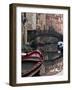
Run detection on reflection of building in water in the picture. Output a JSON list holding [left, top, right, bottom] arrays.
[[45, 58, 63, 76], [21, 13, 63, 44]]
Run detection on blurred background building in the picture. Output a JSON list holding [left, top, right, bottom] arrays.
[[21, 13, 63, 44]]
